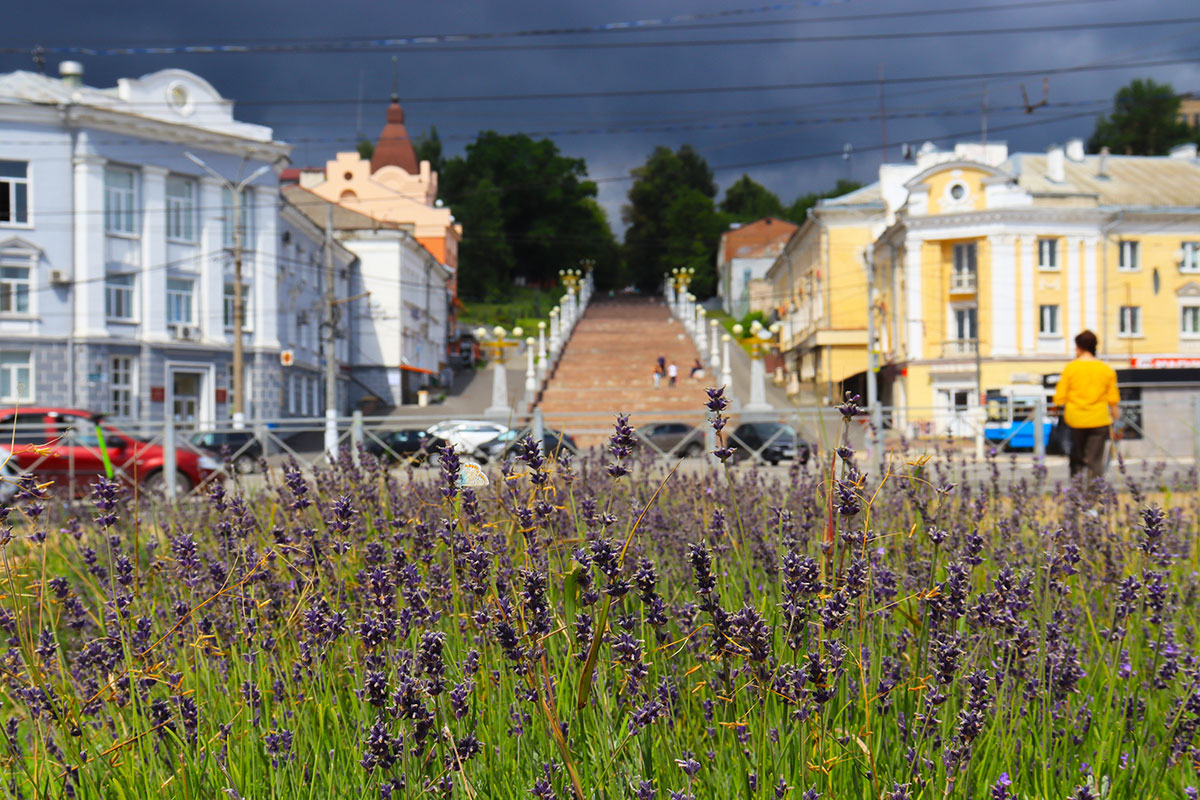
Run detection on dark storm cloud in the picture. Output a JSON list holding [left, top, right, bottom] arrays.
[[3, 0, 1199, 227]]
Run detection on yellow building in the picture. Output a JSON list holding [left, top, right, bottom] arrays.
[[766, 186, 883, 402], [769, 138, 1200, 429]]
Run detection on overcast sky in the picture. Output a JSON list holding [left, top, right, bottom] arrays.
[[3, 0, 1199, 230]]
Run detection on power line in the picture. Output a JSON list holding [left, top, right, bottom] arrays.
[[63, 53, 1195, 109], [2, 0, 1113, 55], [0, 99, 1111, 152]]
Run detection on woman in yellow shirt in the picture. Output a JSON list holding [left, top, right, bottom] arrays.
[[1052, 330, 1120, 482]]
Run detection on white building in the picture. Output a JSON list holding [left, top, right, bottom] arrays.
[[0, 62, 288, 426], [281, 184, 452, 409]]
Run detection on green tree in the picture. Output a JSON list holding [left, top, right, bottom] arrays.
[[720, 174, 784, 222], [415, 126, 443, 174], [356, 139, 374, 161], [1087, 78, 1197, 155], [623, 145, 721, 293], [440, 132, 620, 297], [783, 179, 863, 225]]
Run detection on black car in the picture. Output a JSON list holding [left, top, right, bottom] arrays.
[[728, 422, 810, 465], [365, 429, 445, 465], [189, 430, 263, 474], [478, 428, 578, 463]]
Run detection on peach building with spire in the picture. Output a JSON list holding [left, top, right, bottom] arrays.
[[298, 97, 461, 280]]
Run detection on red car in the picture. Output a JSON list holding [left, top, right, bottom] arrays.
[[0, 408, 221, 496]]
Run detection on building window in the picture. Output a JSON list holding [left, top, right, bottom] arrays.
[[105, 273, 135, 320], [223, 283, 251, 331], [288, 374, 298, 414], [1037, 238, 1058, 270], [0, 351, 32, 402], [104, 167, 138, 235], [166, 278, 194, 325], [1182, 305, 1200, 337], [1039, 304, 1060, 336], [110, 356, 135, 418], [1118, 240, 1139, 271], [953, 306, 977, 341], [0, 265, 30, 314], [1181, 242, 1200, 273], [1119, 305, 1141, 336], [0, 161, 29, 225], [221, 187, 253, 250], [166, 176, 196, 241], [951, 243, 977, 290]]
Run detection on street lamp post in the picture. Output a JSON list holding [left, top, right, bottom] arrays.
[[732, 320, 782, 412], [477, 325, 522, 417], [184, 153, 270, 430], [670, 267, 694, 319]]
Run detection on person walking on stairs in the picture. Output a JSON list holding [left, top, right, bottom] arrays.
[[652, 363, 662, 388], [667, 361, 678, 387]]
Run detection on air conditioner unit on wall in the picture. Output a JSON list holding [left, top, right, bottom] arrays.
[[170, 324, 197, 341], [49, 269, 71, 286]]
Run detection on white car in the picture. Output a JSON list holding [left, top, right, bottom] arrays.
[[0, 445, 20, 504], [426, 420, 510, 460]]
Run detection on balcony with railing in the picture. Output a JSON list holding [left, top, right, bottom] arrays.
[[941, 338, 978, 357], [949, 270, 977, 294]]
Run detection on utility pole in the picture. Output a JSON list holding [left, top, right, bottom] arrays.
[[864, 252, 883, 474], [184, 153, 269, 430], [324, 204, 339, 458]]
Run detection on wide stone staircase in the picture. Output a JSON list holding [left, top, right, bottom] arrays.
[[537, 297, 708, 443]]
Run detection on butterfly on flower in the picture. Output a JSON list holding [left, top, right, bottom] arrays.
[[458, 462, 489, 488]]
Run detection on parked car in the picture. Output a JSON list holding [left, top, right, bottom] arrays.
[[0, 408, 221, 495], [477, 428, 578, 463], [364, 429, 446, 465], [728, 421, 810, 465], [427, 420, 510, 460], [189, 430, 263, 474], [0, 445, 20, 504], [638, 422, 704, 457]]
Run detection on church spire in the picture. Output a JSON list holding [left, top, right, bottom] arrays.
[[370, 57, 419, 175]]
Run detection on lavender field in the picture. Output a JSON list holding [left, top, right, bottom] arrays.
[[1, 392, 1198, 799]]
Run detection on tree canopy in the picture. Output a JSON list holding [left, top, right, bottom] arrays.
[[1087, 78, 1198, 155], [439, 132, 620, 299], [415, 127, 443, 174], [623, 145, 721, 294], [720, 174, 785, 222]]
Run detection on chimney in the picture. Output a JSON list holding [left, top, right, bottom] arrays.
[[58, 61, 83, 89], [1046, 144, 1065, 182], [1169, 142, 1198, 160], [1098, 146, 1110, 178], [1065, 138, 1085, 162]]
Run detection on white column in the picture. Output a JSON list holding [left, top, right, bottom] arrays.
[[486, 356, 509, 416], [1020, 235, 1035, 353], [524, 338, 536, 396], [745, 355, 769, 411], [1066, 235, 1082, 353], [1083, 236, 1098, 332], [720, 335, 733, 389], [250, 185, 279, 350], [904, 242, 923, 360], [988, 234, 1017, 356], [549, 311, 560, 356], [199, 175, 225, 344], [709, 319, 720, 370], [536, 322, 546, 380], [73, 149, 106, 337], [140, 165, 168, 342]]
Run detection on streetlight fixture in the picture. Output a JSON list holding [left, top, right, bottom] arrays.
[[731, 320, 782, 412], [184, 152, 270, 430], [476, 326, 522, 417]]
